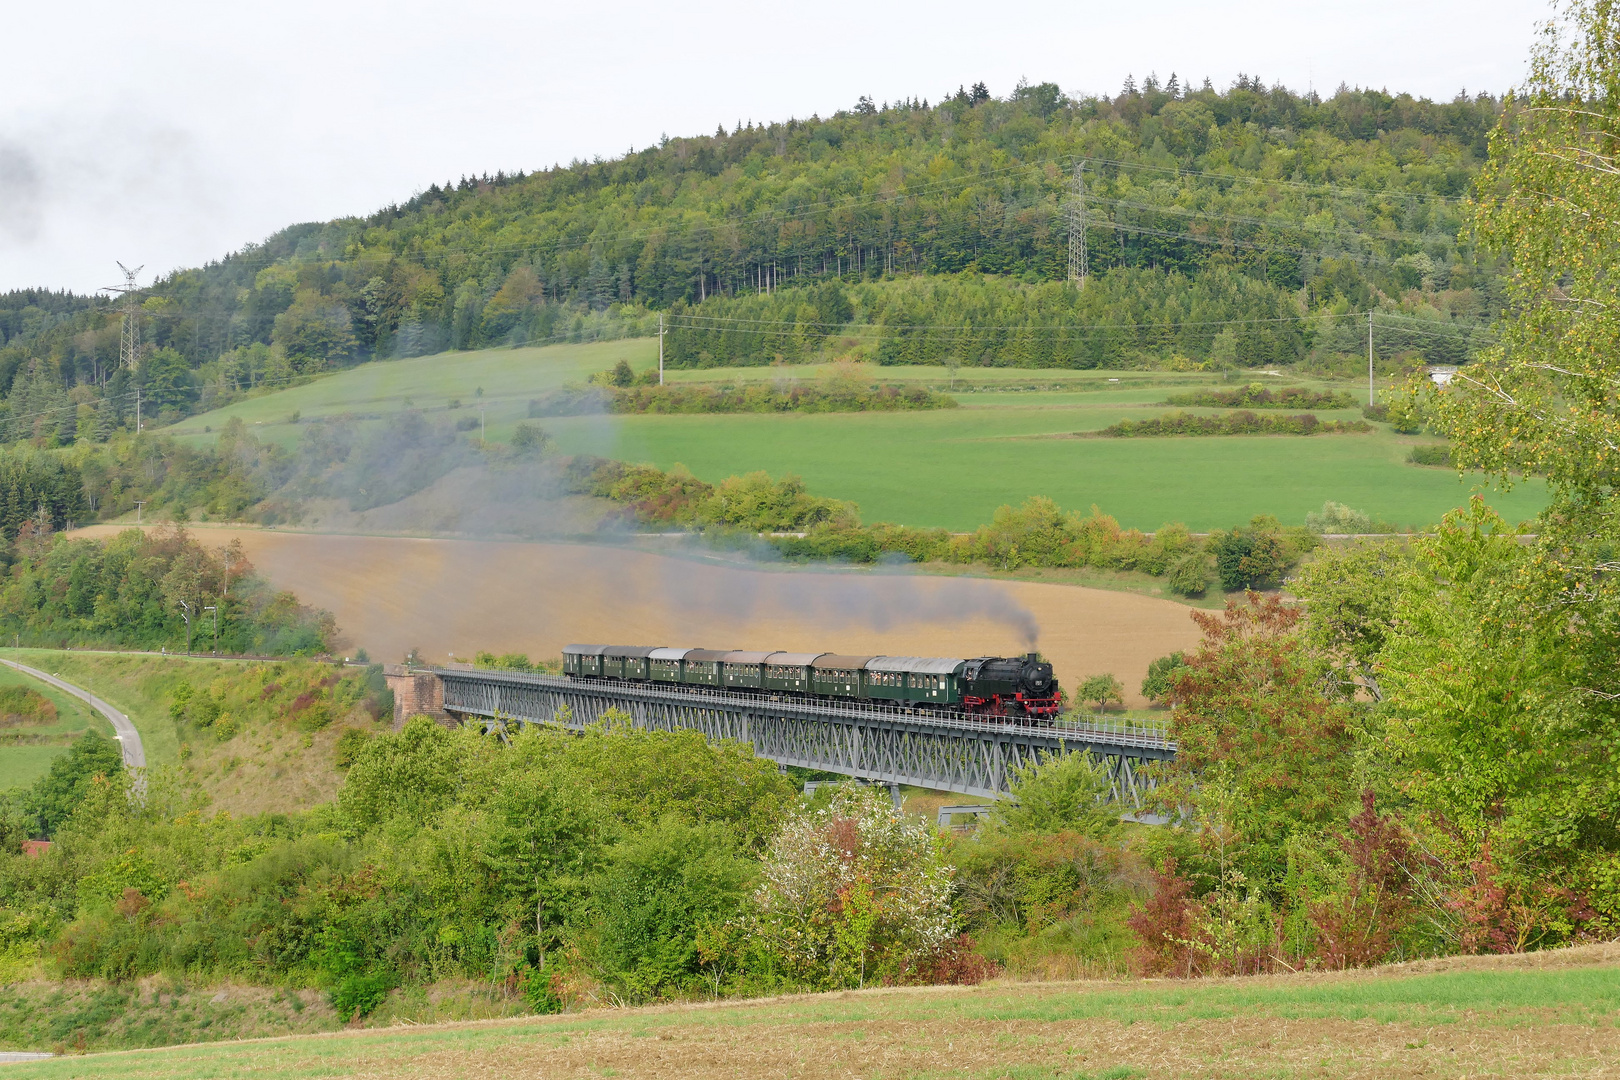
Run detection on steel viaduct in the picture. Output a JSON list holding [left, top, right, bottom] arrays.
[[390, 666, 1175, 807]]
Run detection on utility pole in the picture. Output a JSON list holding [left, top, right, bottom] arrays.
[[135, 388, 142, 433], [101, 262, 144, 378], [178, 600, 193, 656], [134, 501, 145, 524], [1068, 161, 1088, 288], [1368, 311, 1375, 406], [658, 313, 665, 386], [203, 605, 217, 654]]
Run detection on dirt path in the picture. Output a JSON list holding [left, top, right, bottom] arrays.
[[71, 527, 1204, 708]]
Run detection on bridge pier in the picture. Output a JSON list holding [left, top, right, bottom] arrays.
[[383, 666, 452, 729]]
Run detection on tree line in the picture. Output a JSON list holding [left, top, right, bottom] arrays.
[[0, 77, 1504, 436]]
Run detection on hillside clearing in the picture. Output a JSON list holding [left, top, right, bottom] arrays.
[[7, 945, 1619, 1079], [162, 342, 1542, 531]]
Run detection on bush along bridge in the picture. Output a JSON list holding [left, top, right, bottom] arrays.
[[386, 665, 1175, 808]]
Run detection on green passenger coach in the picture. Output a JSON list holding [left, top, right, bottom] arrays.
[[559, 643, 1062, 721]]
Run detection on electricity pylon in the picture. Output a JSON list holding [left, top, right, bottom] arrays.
[[1067, 162, 1087, 288], [102, 262, 144, 376]]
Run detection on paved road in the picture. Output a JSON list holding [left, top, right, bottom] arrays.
[[0, 1053, 52, 1064], [0, 657, 145, 770]]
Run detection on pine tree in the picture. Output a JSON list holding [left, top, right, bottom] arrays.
[[92, 400, 116, 442], [55, 406, 76, 446]]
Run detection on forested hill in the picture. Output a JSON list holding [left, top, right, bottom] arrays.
[[1, 78, 1502, 431]]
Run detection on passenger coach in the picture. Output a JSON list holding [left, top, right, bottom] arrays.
[[562, 644, 1061, 720]]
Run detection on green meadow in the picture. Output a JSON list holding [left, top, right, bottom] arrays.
[[168, 341, 1545, 532], [0, 664, 117, 791]]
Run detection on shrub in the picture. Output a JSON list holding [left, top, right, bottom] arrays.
[[748, 786, 956, 989], [333, 729, 371, 769], [1380, 393, 1423, 434], [992, 752, 1120, 839], [1167, 553, 1211, 597], [1126, 859, 1203, 976], [586, 818, 755, 1001], [1408, 444, 1452, 466], [21, 731, 125, 837], [1304, 501, 1375, 534], [510, 422, 552, 455], [1164, 385, 1356, 410], [1097, 411, 1371, 437], [1140, 652, 1188, 703], [540, 381, 955, 416], [0, 685, 56, 725], [1208, 516, 1302, 590], [330, 971, 397, 1021]]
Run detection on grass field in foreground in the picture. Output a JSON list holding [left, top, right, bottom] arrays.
[[8, 950, 1618, 1079], [0, 665, 115, 790], [166, 341, 1546, 531]]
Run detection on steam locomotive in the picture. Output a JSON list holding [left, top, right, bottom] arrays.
[[562, 645, 1063, 720]]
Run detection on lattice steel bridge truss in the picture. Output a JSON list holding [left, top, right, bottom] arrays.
[[436, 670, 1175, 807]]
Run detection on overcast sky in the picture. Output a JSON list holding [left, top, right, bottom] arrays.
[[1, 0, 1551, 295]]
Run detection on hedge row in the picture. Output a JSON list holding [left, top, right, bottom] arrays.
[[1097, 410, 1373, 437], [530, 382, 954, 417], [1163, 385, 1357, 410]]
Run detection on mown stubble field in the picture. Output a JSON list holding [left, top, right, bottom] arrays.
[[9, 946, 1620, 1079]]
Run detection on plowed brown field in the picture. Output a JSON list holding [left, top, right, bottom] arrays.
[[71, 526, 1203, 707]]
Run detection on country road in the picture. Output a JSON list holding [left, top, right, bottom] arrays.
[[0, 657, 145, 770]]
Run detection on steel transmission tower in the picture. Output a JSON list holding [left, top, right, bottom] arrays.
[[1067, 162, 1087, 287], [103, 262, 144, 376]]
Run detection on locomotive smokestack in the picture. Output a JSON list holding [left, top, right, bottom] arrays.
[[1026, 652, 1038, 662]]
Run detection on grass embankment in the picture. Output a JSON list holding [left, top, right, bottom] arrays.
[[164, 341, 1531, 532], [0, 650, 376, 815], [0, 667, 116, 790], [6, 947, 1618, 1078]]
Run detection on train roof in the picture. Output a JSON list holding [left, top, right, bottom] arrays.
[[812, 654, 875, 669], [601, 645, 660, 659], [648, 647, 700, 661], [683, 649, 735, 663], [762, 652, 827, 667], [562, 644, 609, 656], [719, 651, 776, 664], [865, 656, 966, 675]]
